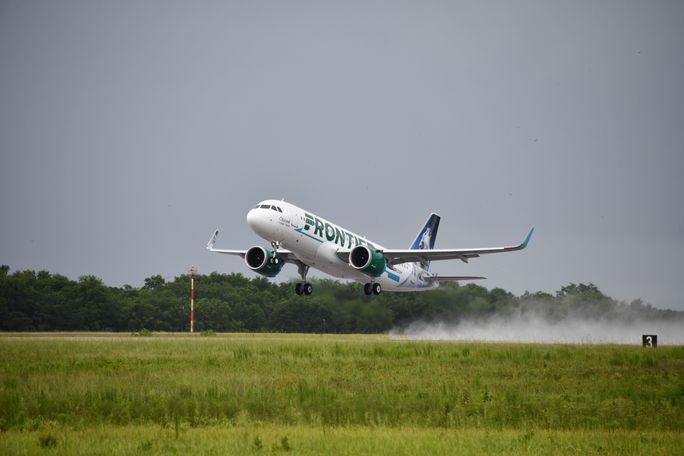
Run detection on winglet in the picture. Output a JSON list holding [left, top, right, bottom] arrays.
[[207, 228, 219, 250], [522, 227, 534, 248]]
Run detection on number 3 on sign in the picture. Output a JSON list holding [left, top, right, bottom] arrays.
[[642, 335, 657, 347]]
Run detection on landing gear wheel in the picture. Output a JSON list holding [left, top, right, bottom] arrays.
[[372, 283, 382, 295], [364, 283, 372, 295], [295, 263, 311, 296], [270, 242, 281, 265]]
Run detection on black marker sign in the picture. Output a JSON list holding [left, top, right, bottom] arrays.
[[642, 335, 657, 347]]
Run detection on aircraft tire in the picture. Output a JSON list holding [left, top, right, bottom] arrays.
[[372, 283, 382, 295], [304, 283, 313, 295], [364, 283, 372, 295], [295, 283, 303, 295]]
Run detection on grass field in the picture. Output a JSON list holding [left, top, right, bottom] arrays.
[[1, 333, 682, 455]]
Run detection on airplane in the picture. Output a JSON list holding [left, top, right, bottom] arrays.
[[207, 199, 533, 296]]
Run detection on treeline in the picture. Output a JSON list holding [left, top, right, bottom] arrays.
[[0, 265, 681, 333]]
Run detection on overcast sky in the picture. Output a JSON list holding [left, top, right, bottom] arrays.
[[1, 1, 683, 309]]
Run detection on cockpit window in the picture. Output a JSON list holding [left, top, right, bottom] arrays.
[[256, 204, 282, 212]]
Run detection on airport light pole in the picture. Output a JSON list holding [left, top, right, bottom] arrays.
[[190, 264, 196, 333]]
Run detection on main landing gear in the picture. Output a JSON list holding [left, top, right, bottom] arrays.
[[295, 263, 312, 295], [295, 282, 312, 295], [364, 282, 382, 296]]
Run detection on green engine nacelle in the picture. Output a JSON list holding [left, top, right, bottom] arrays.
[[245, 246, 284, 277], [349, 244, 386, 277]]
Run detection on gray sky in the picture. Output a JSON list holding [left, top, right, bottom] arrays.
[[1, 1, 683, 309]]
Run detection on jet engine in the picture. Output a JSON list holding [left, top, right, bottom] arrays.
[[349, 244, 386, 277], [245, 246, 284, 277]]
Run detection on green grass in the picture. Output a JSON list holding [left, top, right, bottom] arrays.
[[0, 333, 682, 454], [0, 425, 682, 455]]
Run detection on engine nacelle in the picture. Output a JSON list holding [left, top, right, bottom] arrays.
[[349, 244, 386, 277], [245, 246, 284, 277]]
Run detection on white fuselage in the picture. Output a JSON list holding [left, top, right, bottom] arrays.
[[246, 200, 436, 291]]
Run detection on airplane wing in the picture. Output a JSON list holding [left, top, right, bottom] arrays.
[[206, 229, 301, 264], [336, 228, 533, 266], [381, 228, 534, 266]]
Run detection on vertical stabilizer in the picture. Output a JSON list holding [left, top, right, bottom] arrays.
[[410, 213, 440, 269]]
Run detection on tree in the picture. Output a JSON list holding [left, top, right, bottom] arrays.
[[269, 299, 333, 333], [0, 265, 682, 333], [143, 275, 166, 291]]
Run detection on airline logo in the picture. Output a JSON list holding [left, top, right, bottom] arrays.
[[301, 213, 375, 249], [418, 228, 432, 250]]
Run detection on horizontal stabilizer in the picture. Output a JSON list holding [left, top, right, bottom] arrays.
[[424, 275, 486, 282]]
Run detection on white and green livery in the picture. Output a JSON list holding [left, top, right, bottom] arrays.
[[207, 199, 533, 295]]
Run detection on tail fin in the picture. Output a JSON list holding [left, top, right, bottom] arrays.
[[410, 213, 440, 269]]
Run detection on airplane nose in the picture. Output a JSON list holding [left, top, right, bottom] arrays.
[[246, 208, 259, 231], [247, 206, 282, 240]]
